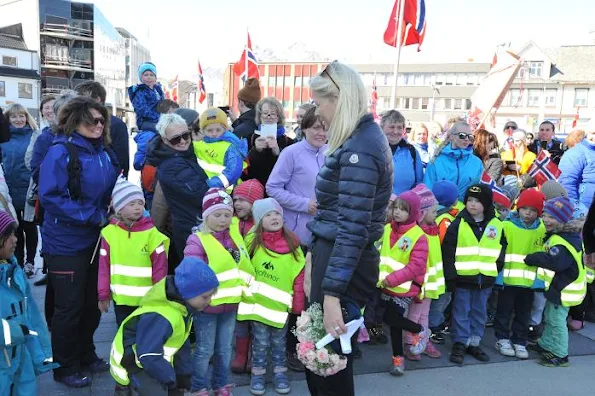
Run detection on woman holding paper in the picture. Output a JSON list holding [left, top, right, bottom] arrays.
[[500, 129, 536, 177], [305, 61, 393, 395], [243, 97, 294, 187]]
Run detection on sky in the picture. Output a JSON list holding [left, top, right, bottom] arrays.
[[92, 0, 595, 81]]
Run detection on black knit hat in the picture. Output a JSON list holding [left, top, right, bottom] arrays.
[[464, 183, 493, 211]]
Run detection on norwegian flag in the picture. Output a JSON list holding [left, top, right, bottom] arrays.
[[506, 136, 516, 158], [233, 32, 260, 83], [528, 151, 562, 186], [197, 60, 206, 104], [168, 75, 179, 103], [480, 171, 510, 204], [370, 75, 378, 121], [383, 0, 427, 51], [572, 106, 580, 128]]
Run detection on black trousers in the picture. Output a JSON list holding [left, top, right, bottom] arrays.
[[494, 286, 534, 346], [15, 210, 38, 265], [44, 260, 54, 329], [305, 338, 355, 396], [115, 304, 138, 327], [286, 313, 298, 355], [47, 247, 101, 377]]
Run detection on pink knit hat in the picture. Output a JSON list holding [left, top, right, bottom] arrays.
[[202, 188, 233, 218], [0, 210, 16, 236], [411, 184, 437, 211]]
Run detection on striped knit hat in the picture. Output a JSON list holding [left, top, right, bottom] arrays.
[[112, 178, 145, 214], [543, 196, 574, 224], [202, 188, 233, 218], [232, 179, 265, 204], [0, 210, 16, 236]]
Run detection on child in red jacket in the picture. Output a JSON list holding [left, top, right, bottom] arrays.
[[378, 191, 430, 376]]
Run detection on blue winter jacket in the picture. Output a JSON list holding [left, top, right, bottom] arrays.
[[391, 141, 423, 195], [495, 212, 546, 289], [559, 139, 595, 211], [0, 126, 33, 210], [30, 126, 55, 184], [133, 130, 158, 171], [127, 83, 165, 131], [424, 143, 484, 201], [110, 115, 130, 178], [204, 131, 248, 189], [0, 258, 57, 395], [39, 132, 119, 256]]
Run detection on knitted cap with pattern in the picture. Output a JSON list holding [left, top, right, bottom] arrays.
[[411, 184, 437, 211], [112, 178, 145, 214], [232, 179, 265, 204], [0, 210, 16, 236], [543, 196, 574, 224], [202, 188, 233, 218]]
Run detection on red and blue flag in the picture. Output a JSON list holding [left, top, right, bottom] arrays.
[[529, 151, 561, 186], [233, 32, 260, 83], [198, 60, 206, 104], [383, 0, 427, 51]]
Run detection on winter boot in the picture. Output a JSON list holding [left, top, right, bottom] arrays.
[[231, 336, 250, 374]]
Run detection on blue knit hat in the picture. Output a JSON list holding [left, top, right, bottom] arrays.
[[138, 62, 157, 82], [543, 196, 574, 224], [174, 257, 219, 300], [432, 180, 458, 208]]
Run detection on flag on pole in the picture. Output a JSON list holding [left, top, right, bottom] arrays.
[[163, 84, 171, 100], [383, 0, 427, 51], [169, 75, 179, 103], [480, 171, 511, 205], [197, 60, 206, 104], [370, 74, 378, 121], [572, 106, 580, 128], [528, 151, 562, 186], [233, 32, 260, 83], [490, 51, 498, 69]]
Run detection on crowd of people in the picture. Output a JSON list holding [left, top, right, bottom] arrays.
[[0, 58, 594, 396]]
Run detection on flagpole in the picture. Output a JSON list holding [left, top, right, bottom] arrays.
[[245, 27, 249, 86], [390, 0, 406, 109]]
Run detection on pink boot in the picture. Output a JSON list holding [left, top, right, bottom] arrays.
[[423, 341, 442, 358], [567, 318, 583, 331]]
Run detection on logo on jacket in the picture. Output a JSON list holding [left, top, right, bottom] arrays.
[[141, 244, 149, 255], [397, 237, 412, 252], [349, 154, 359, 164], [206, 149, 218, 158], [485, 226, 498, 240], [262, 261, 275, 271]]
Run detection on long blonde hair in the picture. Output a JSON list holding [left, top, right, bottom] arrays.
[[310, 61, 367, 154], [3, 103, 38, 130]]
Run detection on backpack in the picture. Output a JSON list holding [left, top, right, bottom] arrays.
[[407, 143, 418, 189], [141, 164, 158, 193]]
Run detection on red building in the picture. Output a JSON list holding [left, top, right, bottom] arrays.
[[223, 61, 328, 123]]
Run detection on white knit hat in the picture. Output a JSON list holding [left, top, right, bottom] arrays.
[[112, 177, 144, 214]]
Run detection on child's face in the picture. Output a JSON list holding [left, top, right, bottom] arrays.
[[0, 232, 17, 260], [233, 198, 252, 220], [141, 71, 156, 87], [542, 213, 560, 232], [392, 206, 409, 223], [519, 206, 539, 225], [495, 204, 510, 220], [119, 199, 144, 223], [206, 209, 233, 232], [422, 205, 438, 224], [203, 124, 226, 139], [186, 288, 217, 311], [466, 197, 484, 217], [261, 211, 283, 232]]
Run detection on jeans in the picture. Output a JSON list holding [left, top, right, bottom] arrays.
[[530, 292, 547, 326], [251, 321, 288, 375], [15, 210, 38, 264], [451, 287, 491, 346], [429, 292, 452, 329], [47, 247, 101, 376], [494, 286, 534, 345], [191, 310, 236, 391], [538, 302, 570, 358], [114, 304, 138, 327]]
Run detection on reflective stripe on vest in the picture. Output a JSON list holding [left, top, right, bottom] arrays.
[[197, 229, 254, 306], [454, 218, 503, 277], [378, 224, 425, 295], [110, 280, 191, 386], [501, 221, 545, 287], [237, 238, 305, 328], [587, 268, 595, 284], [101, 224, 170, 306], [422, 233, 445, 299]]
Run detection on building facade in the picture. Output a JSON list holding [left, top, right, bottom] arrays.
[[0, 28, 41, 117]]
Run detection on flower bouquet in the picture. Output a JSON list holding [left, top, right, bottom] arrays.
[[293, 303, 348, 377]]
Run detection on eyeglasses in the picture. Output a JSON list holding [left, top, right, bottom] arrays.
[[91, 117, 105, 126], [458, 132, 474, 141], [321, 61, 340, 92], [167, 131, 191, 145], [261, 112, 278, 119]]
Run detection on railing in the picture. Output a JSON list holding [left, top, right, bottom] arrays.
[[42, 56, 93, 70], [40, 22, 93, 39]]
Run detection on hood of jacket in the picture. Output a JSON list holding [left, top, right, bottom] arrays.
[[396, 190, 421, 225], [549, 219, 585, 251], [508, 212, 542, 230], [441, 142, 474, 160]]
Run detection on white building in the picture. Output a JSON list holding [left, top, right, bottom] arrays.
[[0, 30, 41, 118]]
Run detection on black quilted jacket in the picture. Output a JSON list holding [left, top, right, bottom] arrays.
[[307, 113, 393, 300]]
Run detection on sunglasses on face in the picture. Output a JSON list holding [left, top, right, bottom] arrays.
[[167, 131, 191, 145], [90, 117, 105, 126], [321, 61, 340, 92], [458, 132, 474, 141]]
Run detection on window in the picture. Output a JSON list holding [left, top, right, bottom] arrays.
[[411, 98, 420, 109], [402, 74, 412, 86], [435, 74, 445, 86], [2, 56, 17, 67], [302, 76, 310, 87], [454, 99, 462, 110], [414, 73, 424, 85], [526, 61, 543, 77], [456, 74, 467, 86], [284, 76, 292, 87], [434, 98, 444, 110], [574, 88, 589, 107], [464, 99, 472, 110], [421, 98, 429, 110], [545, 89, 557, 106], [467, 73, 479, 86], [445, 74, 456, 86], [268, 76, 276, 87], [402, 98, 410, 109], [444, 99, 452, 110], [509, 89, 522, 106], [18, 83, 33, 99], [0, 81, 5, 96], [294, 76, 302, 86], [527, 89, 541, 107]]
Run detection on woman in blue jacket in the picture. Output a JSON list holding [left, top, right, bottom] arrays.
[[1, 104, 38, 277], [424, 121, 484, 201], [559, 126, 595, 214], [39, 96, 119, 388]]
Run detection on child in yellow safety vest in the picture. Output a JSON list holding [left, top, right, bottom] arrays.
[[493, 189, 546, 360], [404, 184, 443, 361], [377, 191, 430, 376], [525, 196, 587, 367], [98, 178, 169, 327], [193, 107, 247, 191], [442, 184, 507, 366], [183, 188, 254, 394], [237, 198, 305, 395]]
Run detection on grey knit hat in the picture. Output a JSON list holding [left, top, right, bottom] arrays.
[[541, 180, 568, 201], [175, 108, 199, 127], [252, 198, 284, 226]]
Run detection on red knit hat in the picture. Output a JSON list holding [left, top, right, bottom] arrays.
[[517, 188, 545, 216], [493, 192, 511, 209], [232, 179, 265, 204]]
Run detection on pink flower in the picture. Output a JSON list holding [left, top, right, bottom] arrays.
[[305, 350, 316, 364], [296, 312, 312, 332], [298, 342, 314, 356], [324, 367, 335, 376], [329, 354, 340, 365], [316, 349, 330, 364], [297, 334, 307, 343]]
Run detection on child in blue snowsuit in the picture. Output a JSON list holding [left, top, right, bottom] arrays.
[[0, 210, 57, 394], [128, 62, 165, 171]]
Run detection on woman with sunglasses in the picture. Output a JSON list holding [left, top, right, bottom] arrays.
[[305, 61, 393, 396], [424, 121, 484, 201], [38, 96, 120, 388]]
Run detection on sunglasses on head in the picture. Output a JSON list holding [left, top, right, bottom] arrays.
[[167, 131, 191, 145], [458, 132, 474, 140], [90, 117, 105, 126], [321, 61, 340, 92]]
